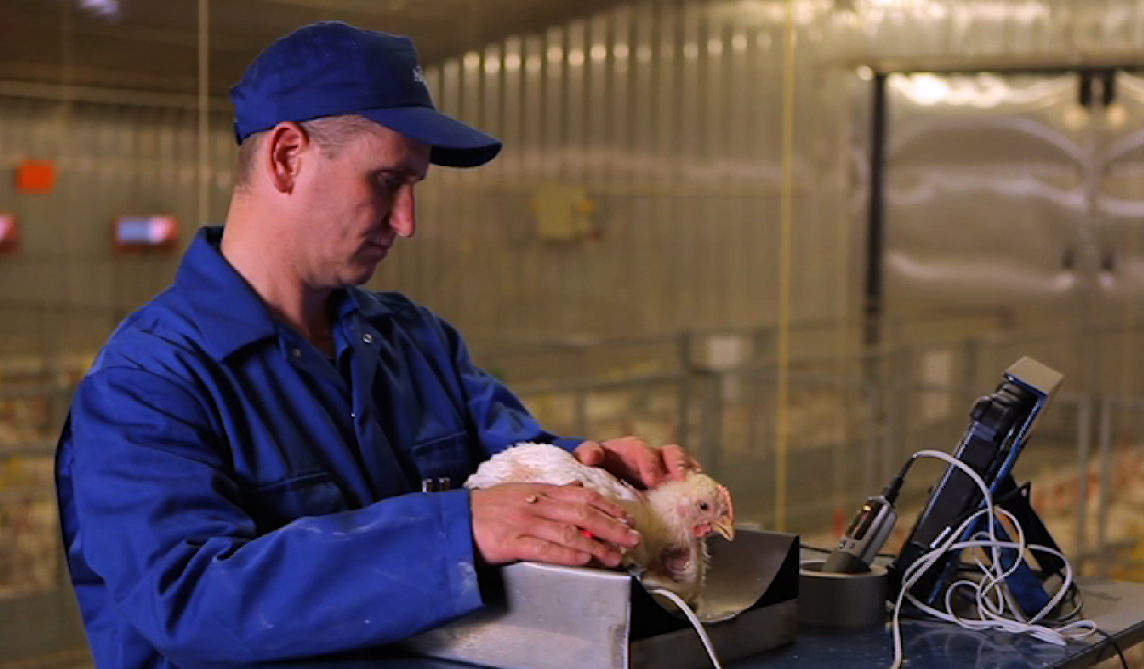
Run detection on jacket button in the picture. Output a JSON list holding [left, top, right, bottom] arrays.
[[291, 348, 302, 358], [362, 333, 374, 344]]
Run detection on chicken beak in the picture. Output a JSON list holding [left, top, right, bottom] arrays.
[[714, 484, 735, 540]]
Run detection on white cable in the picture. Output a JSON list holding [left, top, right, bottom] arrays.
[[649, 587, 723, 669], [888, 450, 1097, 669]]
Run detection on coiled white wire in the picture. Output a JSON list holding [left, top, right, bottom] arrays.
[[649, 588, 723, 669], [889, 450, 1097, 669]]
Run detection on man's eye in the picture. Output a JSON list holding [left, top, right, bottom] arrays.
[[698, 501, 709, 511], [374, 173, 406, 190]]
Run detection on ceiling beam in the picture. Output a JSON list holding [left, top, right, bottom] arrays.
[[0, 61, 203, 96], [0, 78, 233, 112], [1, 13, 255, 52], [228, 0, 469, 25], [0, 0, 633, 95]]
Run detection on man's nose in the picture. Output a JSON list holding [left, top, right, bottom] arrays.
[[390, 184, 416, 239]]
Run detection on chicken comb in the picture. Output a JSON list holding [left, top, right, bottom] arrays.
[[718, 484, 734, 529]]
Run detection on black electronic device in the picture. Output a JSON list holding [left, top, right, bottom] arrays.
[[888, 356, 1066, 618]]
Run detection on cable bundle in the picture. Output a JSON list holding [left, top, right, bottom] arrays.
[[889, 450, 1098, 669]]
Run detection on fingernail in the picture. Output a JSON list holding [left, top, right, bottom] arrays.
[[627, 529, 641, 545]]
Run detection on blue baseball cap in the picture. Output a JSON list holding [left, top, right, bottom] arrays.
[[230, 21, 501, 168]]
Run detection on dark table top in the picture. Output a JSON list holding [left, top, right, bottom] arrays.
[[247, 579, 1144, 669]]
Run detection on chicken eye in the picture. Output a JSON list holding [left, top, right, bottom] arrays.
[[698, 501, 709, 511]]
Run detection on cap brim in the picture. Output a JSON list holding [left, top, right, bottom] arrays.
[[360, 107, 501, 168]]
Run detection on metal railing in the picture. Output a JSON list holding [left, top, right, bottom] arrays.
[[3, 317, 1144, 661]]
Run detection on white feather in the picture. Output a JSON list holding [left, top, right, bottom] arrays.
[[465, 442, 642, 504]]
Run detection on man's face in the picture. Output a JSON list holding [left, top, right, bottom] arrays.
[[295, 124, 431, 287]]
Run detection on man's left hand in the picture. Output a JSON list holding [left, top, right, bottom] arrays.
[[574, 436, 701, 489]]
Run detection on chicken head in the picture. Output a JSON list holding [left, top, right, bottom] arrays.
[[674, 473, 735, 541]]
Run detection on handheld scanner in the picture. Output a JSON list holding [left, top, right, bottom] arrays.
[[823, 495, 898, 574]]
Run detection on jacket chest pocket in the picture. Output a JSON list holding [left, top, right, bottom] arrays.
[[409, 430, 477, 487], [245, 471, 348, 533]]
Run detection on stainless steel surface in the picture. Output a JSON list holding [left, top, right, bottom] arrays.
[[0, 0, 629, 95], [876, 69, 1144, 401], [406, 560, 634, 669], [0, 0, 851, 349], [388, 0, 841, 342], [837, 0, 1144, 64], [689, 526, 795, 623], [4, 5, 1144, 350], [1094, 72, 1144, 389], [631, 600, 797, 669], [798, 559, 888, 629], [882, 72, 1086, 317], [405, 529, 797, 669], [10, 1, 1144, 95]]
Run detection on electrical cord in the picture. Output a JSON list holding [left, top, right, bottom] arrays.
[[804, 469, 1041, 565], [800, 543, 898, 561], [889, 450, 1098, 669], [649, 587, 722, 669], [1032, 581, 1083, 626], [1093, 626, 1131, 669], [950, 565, 1083, 624]]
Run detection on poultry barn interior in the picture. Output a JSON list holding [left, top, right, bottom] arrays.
[[3, 0, 1144, 667]]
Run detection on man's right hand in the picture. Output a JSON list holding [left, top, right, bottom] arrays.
[[470, 483, 641, 568]]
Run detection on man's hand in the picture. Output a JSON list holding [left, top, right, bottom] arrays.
[[471, 482, 641, 567], [574, 436, 702, 489]]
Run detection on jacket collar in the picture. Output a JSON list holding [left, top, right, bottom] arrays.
[[176, 226, 279, 361], [176, 226, 391, 361]]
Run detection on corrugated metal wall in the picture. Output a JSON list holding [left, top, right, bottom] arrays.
[[379, 0, 852, 342], [4, 0, 1144, 358], [836, 0, 1144, 61], [1, 0, 854, 361], [0, 93, 235, 359]]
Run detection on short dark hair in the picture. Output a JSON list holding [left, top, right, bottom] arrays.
[[233, 114, 378, 191]]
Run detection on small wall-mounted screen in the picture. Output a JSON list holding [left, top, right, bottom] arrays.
[[114, 215, 178, 251], [0, 214, 19, 254]]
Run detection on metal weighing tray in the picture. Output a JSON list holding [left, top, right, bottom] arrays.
[[404, 529, 799, 669]]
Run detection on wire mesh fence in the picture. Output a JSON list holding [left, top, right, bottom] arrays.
[[2, 310, 1144, 662]]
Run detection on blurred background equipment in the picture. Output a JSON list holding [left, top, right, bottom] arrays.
[[4, 0, 1144, 665]]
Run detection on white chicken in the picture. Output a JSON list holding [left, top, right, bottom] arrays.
[[464, 442, 735, 607]]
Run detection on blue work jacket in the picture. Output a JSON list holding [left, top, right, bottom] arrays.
[[55, 226, 579, 668]]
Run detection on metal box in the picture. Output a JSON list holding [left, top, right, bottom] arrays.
[[405, 529, 799, 669]]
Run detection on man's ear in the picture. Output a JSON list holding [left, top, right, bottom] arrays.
[[264, 122, 310, 194]]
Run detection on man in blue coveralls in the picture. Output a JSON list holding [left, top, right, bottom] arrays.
[[54, 20, 703, 669]]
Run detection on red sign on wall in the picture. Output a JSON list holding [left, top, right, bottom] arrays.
[[17, 160, 56, 194]]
